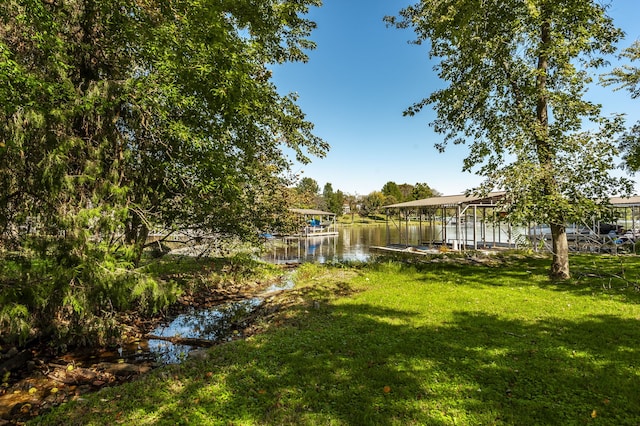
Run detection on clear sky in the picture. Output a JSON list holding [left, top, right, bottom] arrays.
[[271, 0, 640, 197]]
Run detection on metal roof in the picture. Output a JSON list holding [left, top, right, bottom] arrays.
[[290, 208, 336, 216], [383, 192, 507, 209], [384, 193, 640, 209], [609, 196, 640, 207]]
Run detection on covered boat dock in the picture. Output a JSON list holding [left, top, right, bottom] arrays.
[[289, 208, 338, 237], [381, 192, 640, 254], [608, 196, 640, 231], [382, 192, 511, 251]]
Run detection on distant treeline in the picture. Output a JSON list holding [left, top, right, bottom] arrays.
[[293, 178, 441, 217]]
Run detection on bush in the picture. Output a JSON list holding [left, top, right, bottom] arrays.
[[0, 238, 178, 347]]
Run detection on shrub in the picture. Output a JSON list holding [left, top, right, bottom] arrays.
[[0, 238, 177, 347]]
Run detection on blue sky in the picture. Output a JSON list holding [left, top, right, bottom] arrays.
[[272, 0, 640, 197]]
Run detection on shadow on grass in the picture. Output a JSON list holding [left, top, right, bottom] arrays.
[[48, 291, 640, 425]]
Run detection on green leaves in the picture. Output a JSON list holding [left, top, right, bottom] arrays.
[[0, 0, 326, 344], [602, 40, 640, 172], [1, 0, 327, 245], [388, 0, 634, 276], [603, 40, 640, 99]]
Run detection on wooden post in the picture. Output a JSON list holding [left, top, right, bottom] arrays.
[[386, 210, 391, 246], [419, 208, 423, 247], [473, 206, 478, 250], [405, 209, 409, 246], [442, 206, 447, 245], [456, 205, 461, 250]]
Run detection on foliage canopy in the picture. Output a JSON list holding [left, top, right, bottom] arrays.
[[0, 0, 326, 344], [603, 40, 640, 172], [386, 0, 634, 278]]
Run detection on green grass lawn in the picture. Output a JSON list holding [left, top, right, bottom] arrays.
[[336, 214, 387, 225], [34, 254, 640, 425]]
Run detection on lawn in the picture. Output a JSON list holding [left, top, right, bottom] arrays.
[[34, 253, 640, 425]]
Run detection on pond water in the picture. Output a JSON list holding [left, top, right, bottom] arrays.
[[261, 223, 524, 264]]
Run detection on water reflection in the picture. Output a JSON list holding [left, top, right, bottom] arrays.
[[148, 276, 295, 363], [262, 223, 524, 264], [148, 298, 262, 363], [262, 225, 388, 264]]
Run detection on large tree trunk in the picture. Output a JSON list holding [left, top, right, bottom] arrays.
[[550, 223, 570, 279], [536, 13, 571, 280]]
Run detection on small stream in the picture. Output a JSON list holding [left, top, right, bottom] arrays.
[[0, 275, 296, 422], [146, 275, 295, 364]]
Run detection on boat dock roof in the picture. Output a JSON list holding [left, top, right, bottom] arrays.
[[383, 192, 507, 209], [384, 192, 640, 209]]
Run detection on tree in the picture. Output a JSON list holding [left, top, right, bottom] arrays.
[[602, 40, 640, 171], [361, 191, 386, 218], [0, 0, 326, 344], [386, 0, 633, 279], [381, 181, 403, 204], [321, 182, 334, 211], [344, 193, 360, 222], [296, 177, 321, 196], [295, 177, 321, 208], [321, 183, 344, 215], [411, 182, 439, 200], [333, 189, 346, 216], [398, 183, 414, 201]]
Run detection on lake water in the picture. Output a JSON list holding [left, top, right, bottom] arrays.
[[261, 222, 525, 264]]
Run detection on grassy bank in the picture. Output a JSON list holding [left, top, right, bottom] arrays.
[[336, 214, 387, 225], [34, 253, 640, 425]]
